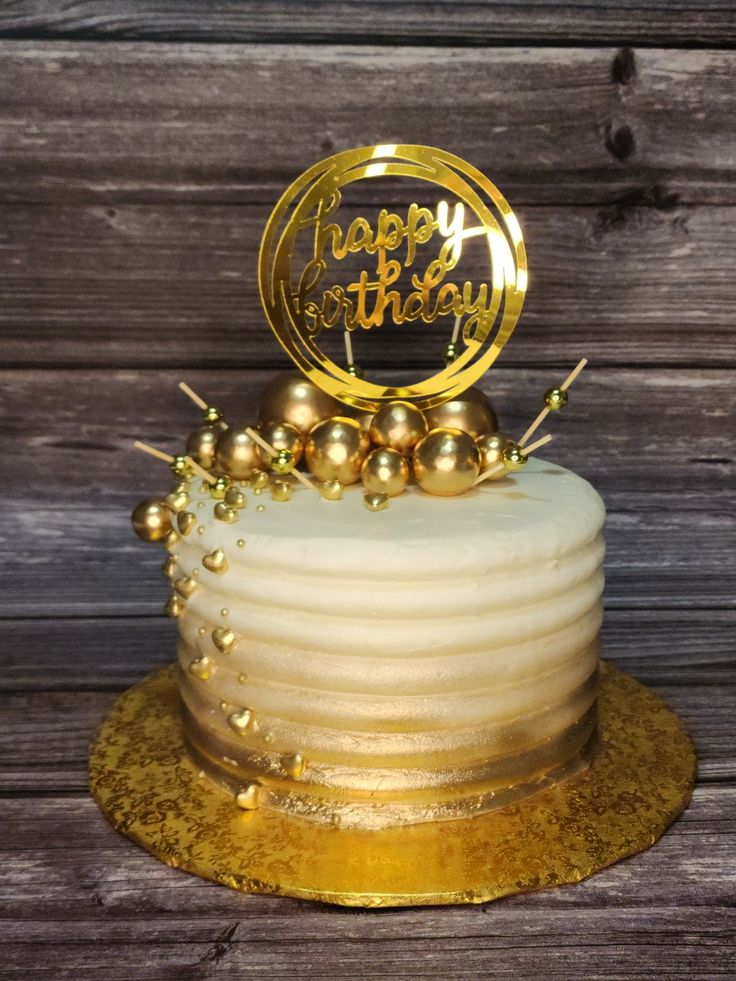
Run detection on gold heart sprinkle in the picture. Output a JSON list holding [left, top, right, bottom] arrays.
[[165, 490, 190, 514], [224, 487, 247, 509], [174, 576, 197, 598], [177, 511, 197, 536], [164, 594, 184, 618], [235, 782, 262, 810], [251, 470, 269, 491], [161, 556, 177, 579], [202, 547, 228, 575], [228, 708, 254, 735], [213, 502, 238, 523], [320, 479, 343, 501], [364, 492, 389, 512], [189, 655, 212, 680], [282, 752, 306, 779], [171, 479, 189, 495], [165, 529, 179, 549], [212, 626, 236, 654]]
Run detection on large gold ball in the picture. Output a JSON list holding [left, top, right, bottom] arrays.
[[215, 427, 259, 480], [257, 421, 303, 468], [361, 447, 410, 497], [305, 416, 371, 485], [475, 431, 514, 477], [412, 428, 480, 497], [424, 388, 498, 439], [369, 401, 428, 455], [131, 498, 173, 543], [186, 424, 220, 471], [259, 372, 339, 436]]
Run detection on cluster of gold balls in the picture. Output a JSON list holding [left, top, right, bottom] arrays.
[[187, 371, 523, 511]]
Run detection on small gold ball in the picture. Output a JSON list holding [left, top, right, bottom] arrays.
[[270, 478, 292, 502], [361, 447, 409, 497], [347, 363, 363, 378], [305, 416, 371, 485], [443, 341, 458, 364], [256, 504, 265, 513], [185, 425, 219, 471], [236, 538, 246, 548], [131, 498, 172, 543], [369, 401, 428, 455], [412, 428, 480, 497], [424, 388, 498, 439], [259, 371, 339, 436], [319, 479, 343, 501], [203, 405, 225, 425], [363, 492, 389, 512], [257, 421, 304, 468], [169, 454, 190, 477], [250, 469, 269, 491], [502, 443, 528, 471], [215, 427, 259, 480], [544, 387, 568, 411], [475, 432, 514, 477], [270, 448, 295, 474], [210, 474, 233, 499]]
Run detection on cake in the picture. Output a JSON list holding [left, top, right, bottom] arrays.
[[169, 456, 605, 830]]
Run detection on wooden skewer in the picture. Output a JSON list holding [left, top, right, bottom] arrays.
[[245, 427, 318, 492], [473, 433, 553, 487], [178, 381, 208, 410], [451, 314, 462, 345], [560, 357, 588, 392], [184, 455, 217, 485], [134, 440, 174, 464], [519, 358, 589, 448], [344, 329, 355, 368]]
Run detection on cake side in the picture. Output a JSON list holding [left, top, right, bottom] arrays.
[[170, 458, 605, 828]]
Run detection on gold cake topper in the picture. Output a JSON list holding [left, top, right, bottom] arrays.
[[258, 144, 528, 411]]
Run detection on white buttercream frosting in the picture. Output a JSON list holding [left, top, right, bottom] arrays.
[[173, 458, 606, 827]]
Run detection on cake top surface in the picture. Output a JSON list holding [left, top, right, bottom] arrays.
[[182, 458, 605, 580]]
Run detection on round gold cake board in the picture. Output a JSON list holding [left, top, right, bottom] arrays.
[[89, 662, 695, 908]]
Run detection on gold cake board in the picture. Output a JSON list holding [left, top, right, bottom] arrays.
[[89, 662, 696, 908]]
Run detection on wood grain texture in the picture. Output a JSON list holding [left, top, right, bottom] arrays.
[[2, 42, 736, 206], [1, 201, 732, 368], [2, 1, 735, 46]]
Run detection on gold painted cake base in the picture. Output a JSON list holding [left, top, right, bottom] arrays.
[[89, 662, 696, 908]]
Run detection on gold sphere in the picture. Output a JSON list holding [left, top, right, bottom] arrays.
[[305, 416, 371, 485], [186, 424, 219, 471], [412, 428, 480, 497], [257, 421, 303, 468], [259, 371, 339, 436], [347, 363, 363, 378], [475, 431, 514, 477], [131, 498, 173, 543], [361, 447, 409, 497], [203, 405, 225, 425], [443, 341, 458, 364], [169, 454, 190, 477], [270, 448, 295, 474], [544, 386, 568, 411], [424, 388, 498, 439], [210, 474, 233, 499], [502, 443, 528, 471], [369, 401, 428, 455], [215, 427, 259, 480]]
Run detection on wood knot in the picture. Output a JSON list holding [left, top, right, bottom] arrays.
[[605, 123, 636, 162], [612, 47, 636, 86]]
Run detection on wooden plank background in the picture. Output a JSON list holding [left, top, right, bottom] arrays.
[[0, 3, 734, 978]]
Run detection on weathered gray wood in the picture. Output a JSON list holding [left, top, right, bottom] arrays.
[[3, 609, 732, 691], [2, 201, 733, 368], [2, 43, 736, 206], [0, 788, 733, 978], [2, 2, 735, 46], [0, 683, 731, 791]]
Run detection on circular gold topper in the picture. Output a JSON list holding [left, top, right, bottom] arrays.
[[258, 145, 527, 412]]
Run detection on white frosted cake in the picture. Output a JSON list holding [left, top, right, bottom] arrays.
[[168, 457, 605, 829]]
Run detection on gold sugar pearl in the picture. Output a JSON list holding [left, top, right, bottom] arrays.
[[198, 627, 206, 637], [236, 539, 246, 548], [221, 608, 229, 617], [544, 386, 568, 411], [502, 443, 528, 471], [256, 504, 266, 513], [197, 526, 205, 535]]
